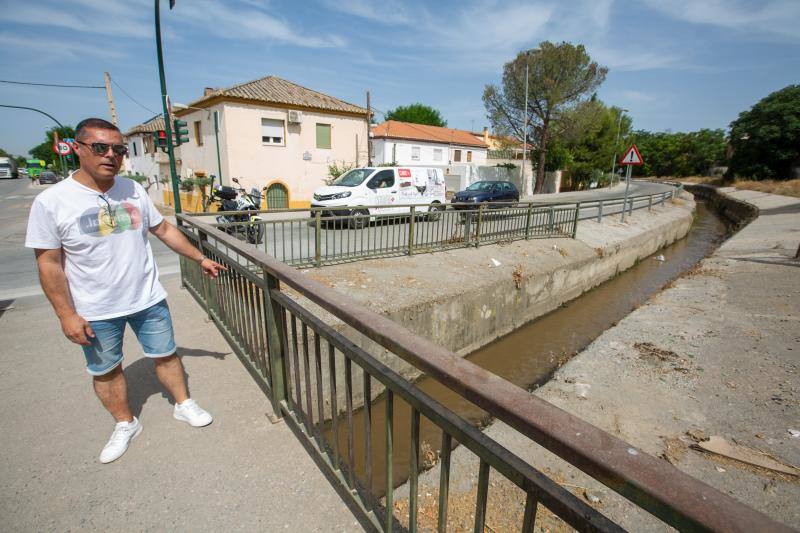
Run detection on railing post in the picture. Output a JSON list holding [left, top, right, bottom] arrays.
[[408, 206, 416, 256], [475, 204, 484, 247], [262, 272, 287, 417], [198, 230, 212, 321], [524, 202, 533, 239], [648, 195, 653, 211], [548, 206, 555, 236], [597, 200, 603, 223], [572, 202, 580, 238], [464, 211, 472, 246], [314, 210, 322, 267]]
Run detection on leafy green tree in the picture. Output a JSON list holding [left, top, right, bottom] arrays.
[[384, 103, 447, 127], [29, 125, 78, 172], [483, 41, 607, 194], [0, 147, 9, 157], [630, 129, 725, 177], [728, 84, 800, 180], [558, 101, 631, 188]]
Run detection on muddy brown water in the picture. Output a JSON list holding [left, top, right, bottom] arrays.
[[319, 202, 728, 498]]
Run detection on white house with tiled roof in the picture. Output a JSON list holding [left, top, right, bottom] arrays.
[[123, 114, 180, 187], [174, 75, 369, 209], [371, 120, 489, 167]]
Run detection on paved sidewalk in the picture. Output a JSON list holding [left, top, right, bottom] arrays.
[[0, 275, 362, 531]]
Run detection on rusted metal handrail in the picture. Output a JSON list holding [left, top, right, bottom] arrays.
[[177, 203, 789, 533]]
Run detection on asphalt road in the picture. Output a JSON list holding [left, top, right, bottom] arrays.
[[0, 178, 179, 301]]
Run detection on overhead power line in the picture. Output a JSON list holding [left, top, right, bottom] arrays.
[[0, 79, 104, 89], [108, 75, 160, 116]]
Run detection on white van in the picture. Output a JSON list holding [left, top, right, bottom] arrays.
[[311, 167, 446, 221]]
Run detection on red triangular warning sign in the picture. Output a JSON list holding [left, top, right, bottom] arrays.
[[620, 144, 643, 165]]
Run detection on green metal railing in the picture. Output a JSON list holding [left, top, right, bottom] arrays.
[[176, 208, 788, 533], [188, 185, 682, 268], [193, 202, 578, 268]]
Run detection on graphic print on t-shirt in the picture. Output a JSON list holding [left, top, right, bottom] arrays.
[[78, 202, 142, 237]]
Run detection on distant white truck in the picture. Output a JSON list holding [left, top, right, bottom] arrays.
[[312, 166, 446, 226], [0, 157, 19, 179]]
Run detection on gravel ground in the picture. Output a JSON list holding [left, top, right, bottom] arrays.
[[394, 188, 800, 531]]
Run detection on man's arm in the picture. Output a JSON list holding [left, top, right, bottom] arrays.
[[35, 248, 95, 346], [150, 220, 226, 278]]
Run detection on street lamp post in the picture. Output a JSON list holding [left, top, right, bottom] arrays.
[[0, 104, 69, 175], [154, 0, 182, 213], [610, 108, 628, 186]]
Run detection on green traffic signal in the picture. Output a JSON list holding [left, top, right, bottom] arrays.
[[173, 119, 189, 145]]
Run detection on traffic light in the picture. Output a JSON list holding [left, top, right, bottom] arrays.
[[154, 130, 169, 149], [173, 119, 189, 145]]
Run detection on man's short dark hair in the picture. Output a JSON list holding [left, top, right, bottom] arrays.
[[75, 118, 120, 141]]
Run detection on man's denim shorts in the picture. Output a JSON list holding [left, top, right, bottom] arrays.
[[81, 299, 176, 376]]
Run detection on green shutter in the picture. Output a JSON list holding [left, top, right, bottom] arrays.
[[316, 123, 331, 149]]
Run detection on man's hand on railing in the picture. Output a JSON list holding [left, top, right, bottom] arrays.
[[199, 256, 227, 278]]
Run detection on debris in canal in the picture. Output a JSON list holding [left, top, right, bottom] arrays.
[[692, 436, 800, 477]]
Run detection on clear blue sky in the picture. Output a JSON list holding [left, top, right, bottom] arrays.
[[1, 0, 798, 157]]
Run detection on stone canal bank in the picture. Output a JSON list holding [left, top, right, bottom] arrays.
[[398, 187, 800, 531], [297, 192, 695, 397]]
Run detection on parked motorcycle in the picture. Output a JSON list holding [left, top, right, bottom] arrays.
[[205, 178, 265, 245]]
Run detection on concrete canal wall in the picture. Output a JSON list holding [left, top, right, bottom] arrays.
[[291, 192, 696, 408]]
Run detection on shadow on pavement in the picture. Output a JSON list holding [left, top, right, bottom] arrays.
[[0, 299, 14, 319], [125, 346, 229, 417]]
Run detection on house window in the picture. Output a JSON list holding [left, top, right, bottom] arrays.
[[454, 149, 462, 162], [467, 150, 472, 162], [132, 141, 138, 157], [143, 135, 153, 154], [411, 146, 421, 161], [194, 121, 203, 146], [261, 118, 285, 146], [433, 148, 442, 161], [316, 123, 331, 149]]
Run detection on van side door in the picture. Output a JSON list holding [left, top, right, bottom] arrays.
[[365, 169, 397, 214]]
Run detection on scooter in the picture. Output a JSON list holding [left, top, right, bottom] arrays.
[[205, 177, 265, 245]]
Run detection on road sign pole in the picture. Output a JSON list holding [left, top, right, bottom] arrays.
[[621, 164, 632, 223]]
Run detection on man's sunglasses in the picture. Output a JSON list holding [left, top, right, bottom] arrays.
[[76, 140, 129, 156]]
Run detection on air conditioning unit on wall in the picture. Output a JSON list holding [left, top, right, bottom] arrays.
[[288, 110, 303, 124]]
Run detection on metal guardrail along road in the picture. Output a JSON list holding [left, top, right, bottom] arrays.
[[176, 183, 790, 532], [188, 186, 681, 268]]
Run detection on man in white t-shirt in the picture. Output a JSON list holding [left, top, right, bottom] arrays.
[[26, 118, 226, 464]]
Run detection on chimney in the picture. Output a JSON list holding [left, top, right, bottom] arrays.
[[483, 126, 489, 144], [204, 87, 215, 96]]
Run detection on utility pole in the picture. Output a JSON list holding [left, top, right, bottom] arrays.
[[521, 62, 530, 196], [366, 90, 372, 166], [154, 0, 182, 213], [103, 72, 118, 126]]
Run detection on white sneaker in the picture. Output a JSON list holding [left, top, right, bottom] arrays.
[[173, 399, 213, 427], [99, 417, 142, 464]]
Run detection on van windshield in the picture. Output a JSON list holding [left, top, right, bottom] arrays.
[[331, 168, 374, 187]]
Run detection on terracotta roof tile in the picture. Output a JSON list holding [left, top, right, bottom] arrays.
[[124, 115, 165, 136], [372, 121, 488, 148], [188, 75, 368, 115]]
